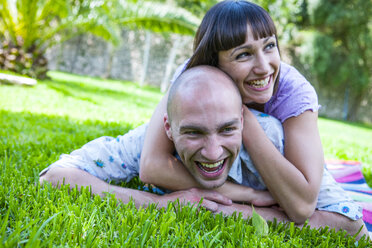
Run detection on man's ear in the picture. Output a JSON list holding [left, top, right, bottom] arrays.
[[163, 113, 173, 140]]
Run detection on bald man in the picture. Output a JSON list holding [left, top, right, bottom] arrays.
[[39, 65, 247, 209]]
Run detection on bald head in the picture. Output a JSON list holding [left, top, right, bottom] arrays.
[[167, 65, 242, 122]]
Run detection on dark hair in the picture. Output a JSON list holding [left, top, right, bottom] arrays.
[[186, 0, 279, 69]]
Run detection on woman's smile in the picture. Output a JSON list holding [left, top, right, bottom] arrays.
[[245, 75, 272, 91]]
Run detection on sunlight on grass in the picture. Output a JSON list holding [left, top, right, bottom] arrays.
[[1, 71, 162, 126], [1, 70, 372, 246]]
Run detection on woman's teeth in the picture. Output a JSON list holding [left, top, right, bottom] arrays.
[[198, 160, 224, 173], [248, 77, 270, 88]]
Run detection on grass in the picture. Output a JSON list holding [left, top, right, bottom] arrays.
[[1, 71, 372, 246]]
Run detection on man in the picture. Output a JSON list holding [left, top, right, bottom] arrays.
[[39, 65, 246, 210], [39, 66, 368, 238]]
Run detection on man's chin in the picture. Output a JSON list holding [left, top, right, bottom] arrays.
[[198, 178, 226, 189]]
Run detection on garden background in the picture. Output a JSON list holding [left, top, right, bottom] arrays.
[[1, 0, 372, 246]]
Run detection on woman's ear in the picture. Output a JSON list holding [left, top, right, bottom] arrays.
[[163, 113, 173, 140]]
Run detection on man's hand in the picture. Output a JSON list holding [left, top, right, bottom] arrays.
[[158, 188, 233, 212]]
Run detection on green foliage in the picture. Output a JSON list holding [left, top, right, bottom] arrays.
[[0, 0, 200, 79], [299, 0, 372, 121], [1, 71, 371, 246], [251, 206, 269, 236], [0, 0, 118, 78], [170, 0, 219, 18], [115, 0, 200, 36]]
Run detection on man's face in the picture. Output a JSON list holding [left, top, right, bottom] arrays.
[[164, 83, 243, 189]]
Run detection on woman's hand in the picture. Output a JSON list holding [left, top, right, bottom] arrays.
[[158, 188, 233, 212], [214, 181, 276, 207]]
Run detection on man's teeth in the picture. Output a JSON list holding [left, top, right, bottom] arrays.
[[200, 160, 224, 168], [249, 77, 270, 88], [198, 160, 225, 173]]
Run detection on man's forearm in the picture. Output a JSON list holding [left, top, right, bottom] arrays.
[[39, 167, 162, 208]]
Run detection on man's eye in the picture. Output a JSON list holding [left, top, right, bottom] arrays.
[[185, 131, 200, 135], [222, 127, 235, 133]]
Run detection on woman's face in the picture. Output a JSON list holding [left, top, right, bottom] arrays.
[[218, 26, 280, 104]]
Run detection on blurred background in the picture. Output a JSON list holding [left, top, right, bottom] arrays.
[[1, 0, 371, 123]]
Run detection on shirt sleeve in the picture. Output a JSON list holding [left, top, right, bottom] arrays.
[[265, 62, 320, 123]]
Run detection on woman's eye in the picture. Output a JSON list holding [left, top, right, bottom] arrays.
[[236, 52, 251, 60], [265, 42, 276, 50]]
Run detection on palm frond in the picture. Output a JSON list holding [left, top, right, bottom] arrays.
[[0, 0, 18, 42], [117, 1, 200, 36]]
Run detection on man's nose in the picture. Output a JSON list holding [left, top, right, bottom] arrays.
[[200, 135, 224, 161]]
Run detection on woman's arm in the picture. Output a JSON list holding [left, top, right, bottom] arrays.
[[242, 106, 324, 223], [139, 91, 202, 190], [215, 181, 276, 206]]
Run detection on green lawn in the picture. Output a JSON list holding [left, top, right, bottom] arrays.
[[1, 71, 371, 246]]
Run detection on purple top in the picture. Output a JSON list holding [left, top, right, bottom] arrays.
[[265, 62, 320, 123], [171, 61, 319, 123]]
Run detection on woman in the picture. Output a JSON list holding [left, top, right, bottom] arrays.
[[139, 0, 366, 232]]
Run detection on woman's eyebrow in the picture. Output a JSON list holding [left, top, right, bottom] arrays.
[[263, 36, 275, 43], [231, 44, 252, 55], [231, 36, 276, 55]]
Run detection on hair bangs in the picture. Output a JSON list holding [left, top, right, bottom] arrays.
[[211, 1, 277, 52], [246, 8, 277, 40], [212, 6, 248, 52]]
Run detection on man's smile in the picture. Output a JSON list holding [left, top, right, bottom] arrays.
[[196, 159, 226, 178]]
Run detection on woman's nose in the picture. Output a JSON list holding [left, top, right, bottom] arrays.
[[253, 52, 270, 75]]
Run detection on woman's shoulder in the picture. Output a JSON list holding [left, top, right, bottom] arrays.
[[266, 62, 319, 122], [275, 62, 315, 99], [278, 62, 308, 86]]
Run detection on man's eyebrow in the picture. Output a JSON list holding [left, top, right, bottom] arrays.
[[217, 119, 241, 130], [179, 119, 241, 132], [179, 125, 207, 132]]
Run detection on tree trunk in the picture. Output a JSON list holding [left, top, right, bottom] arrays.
[[70, 35, 82, 73], [347, 89, 366, 122], [103, 43, 115, 79], [139, 31, 152, 87], [160, 36, 190, 92], [161, 35, 180, 92]]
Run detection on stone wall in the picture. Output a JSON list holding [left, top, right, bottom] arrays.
[[46, 29, 193, 90]]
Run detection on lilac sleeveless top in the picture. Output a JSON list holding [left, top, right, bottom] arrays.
[[265, 62, 319, 123]]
